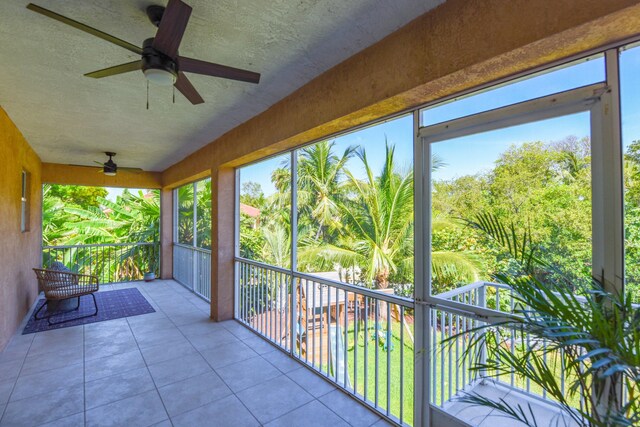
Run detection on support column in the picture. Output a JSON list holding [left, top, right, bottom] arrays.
[[160, 188, 173, 279], [211, 166, 235, 321]]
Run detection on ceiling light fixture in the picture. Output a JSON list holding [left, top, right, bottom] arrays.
[[143, 67, 177, 86], [141, 38, 178, 86]]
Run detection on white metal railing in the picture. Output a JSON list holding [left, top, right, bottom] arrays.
[[173, 243, 211, 301], [432, 281, 577, 409], [235, 257, 415, 426], [235, 261, 622, 424], [42, 242, 159, 284]]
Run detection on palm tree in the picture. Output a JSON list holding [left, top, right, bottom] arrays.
[[196, 178, 212, 249], [299, 143, 481, 291], [262, 224, 291, 268], [430, 216, 482, 294], [300, 142, 412, 288], [297, 141, 356, 239], [177, 183, 194, 244]]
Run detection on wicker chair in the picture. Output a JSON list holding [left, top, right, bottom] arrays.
[[33, 267, 99, 325]]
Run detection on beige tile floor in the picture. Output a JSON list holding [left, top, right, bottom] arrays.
[[0, 280, 390, 427]]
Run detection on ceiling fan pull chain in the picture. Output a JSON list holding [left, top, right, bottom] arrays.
[[173, 85, 175, 104], [146, 79, 149, 110]]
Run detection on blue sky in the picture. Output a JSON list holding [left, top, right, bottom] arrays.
[[239, 115, 414, 196], [432, 112, 590, 180], [239, 46, 640, 196], [621, 44, 640, 149]]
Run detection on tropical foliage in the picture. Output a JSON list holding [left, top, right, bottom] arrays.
[[448, 214, 640, 427], [176, 178, 212, 249], [299, 143, 414, 289], [42, 184, 163, 282], [240, 135, 640, 303], [43, 184, 160, 246]]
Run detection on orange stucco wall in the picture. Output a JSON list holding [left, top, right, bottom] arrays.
[[0, 108, 42, 351], [42, 163, 162, 188], [158, 0, 640, 321]]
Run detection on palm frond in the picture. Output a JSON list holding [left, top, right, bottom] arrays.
[[465, 212, 544, 273]]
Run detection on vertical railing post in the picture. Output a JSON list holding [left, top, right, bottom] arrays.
[[172, 188, 178, 282], [234, 169, 241, 319], [192, 181, 198, 293], [289, 150, 298, 356], [477, 284, 487, 381], [156, 241, 160, 277]]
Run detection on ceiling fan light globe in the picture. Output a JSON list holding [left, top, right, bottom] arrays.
[[103, 171, 117, 176], [144, 68, 177, 86]]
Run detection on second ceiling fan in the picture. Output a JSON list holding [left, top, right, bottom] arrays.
[[27, 0, 261, 105]]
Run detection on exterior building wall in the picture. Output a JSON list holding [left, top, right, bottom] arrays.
[[42, 163, 162, 188], [0, 108, 42, 351]]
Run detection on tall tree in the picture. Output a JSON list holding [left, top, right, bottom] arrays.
[[47, 184, 107, 208], [297, 141, 356, 239], [301, 143, 413, 288]]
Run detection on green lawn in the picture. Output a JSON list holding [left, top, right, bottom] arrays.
[[292, 301, 587, 427], [310, 315, 580, 427], [345, 321, 415, 425]]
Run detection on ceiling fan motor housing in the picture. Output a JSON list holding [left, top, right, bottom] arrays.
[[103, 160, 117, 175], [146, 5, 165, 28], [142, 38, 178, 85]]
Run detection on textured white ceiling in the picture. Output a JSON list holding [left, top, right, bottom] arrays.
[[0, 0, 442, 171]]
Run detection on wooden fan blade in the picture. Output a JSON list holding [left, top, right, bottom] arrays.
[[69, 164, 99, 168], [179, 56, 260, 84], [174, 72, 204, 105], [26, 4, 143, 55], [85, 60, 142, 78], [152, 0, 191, 58], [68, 164, 104, 173]]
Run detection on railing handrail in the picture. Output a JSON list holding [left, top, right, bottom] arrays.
[[173, 242, 212, 254], [235, 256, 415, 308], [43, 242, 157, 249], [435, 281, 512, 299], [437, 280, 640, 310], [294, 271, 415, 308], [430, 299, 516, 324], [235, 256, 291, 275], [435, 281, 485, 299]]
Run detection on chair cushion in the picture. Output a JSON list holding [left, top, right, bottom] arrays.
[[49, 262, 72, 273], [47, 286, 98, 299]]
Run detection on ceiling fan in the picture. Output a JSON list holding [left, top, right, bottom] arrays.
[[70, 152, 143, 176], [26, 0, 261, 105]]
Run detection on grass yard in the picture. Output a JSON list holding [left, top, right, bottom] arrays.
[[341, 320, 415, 425], [316, 315, 582, 426]]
